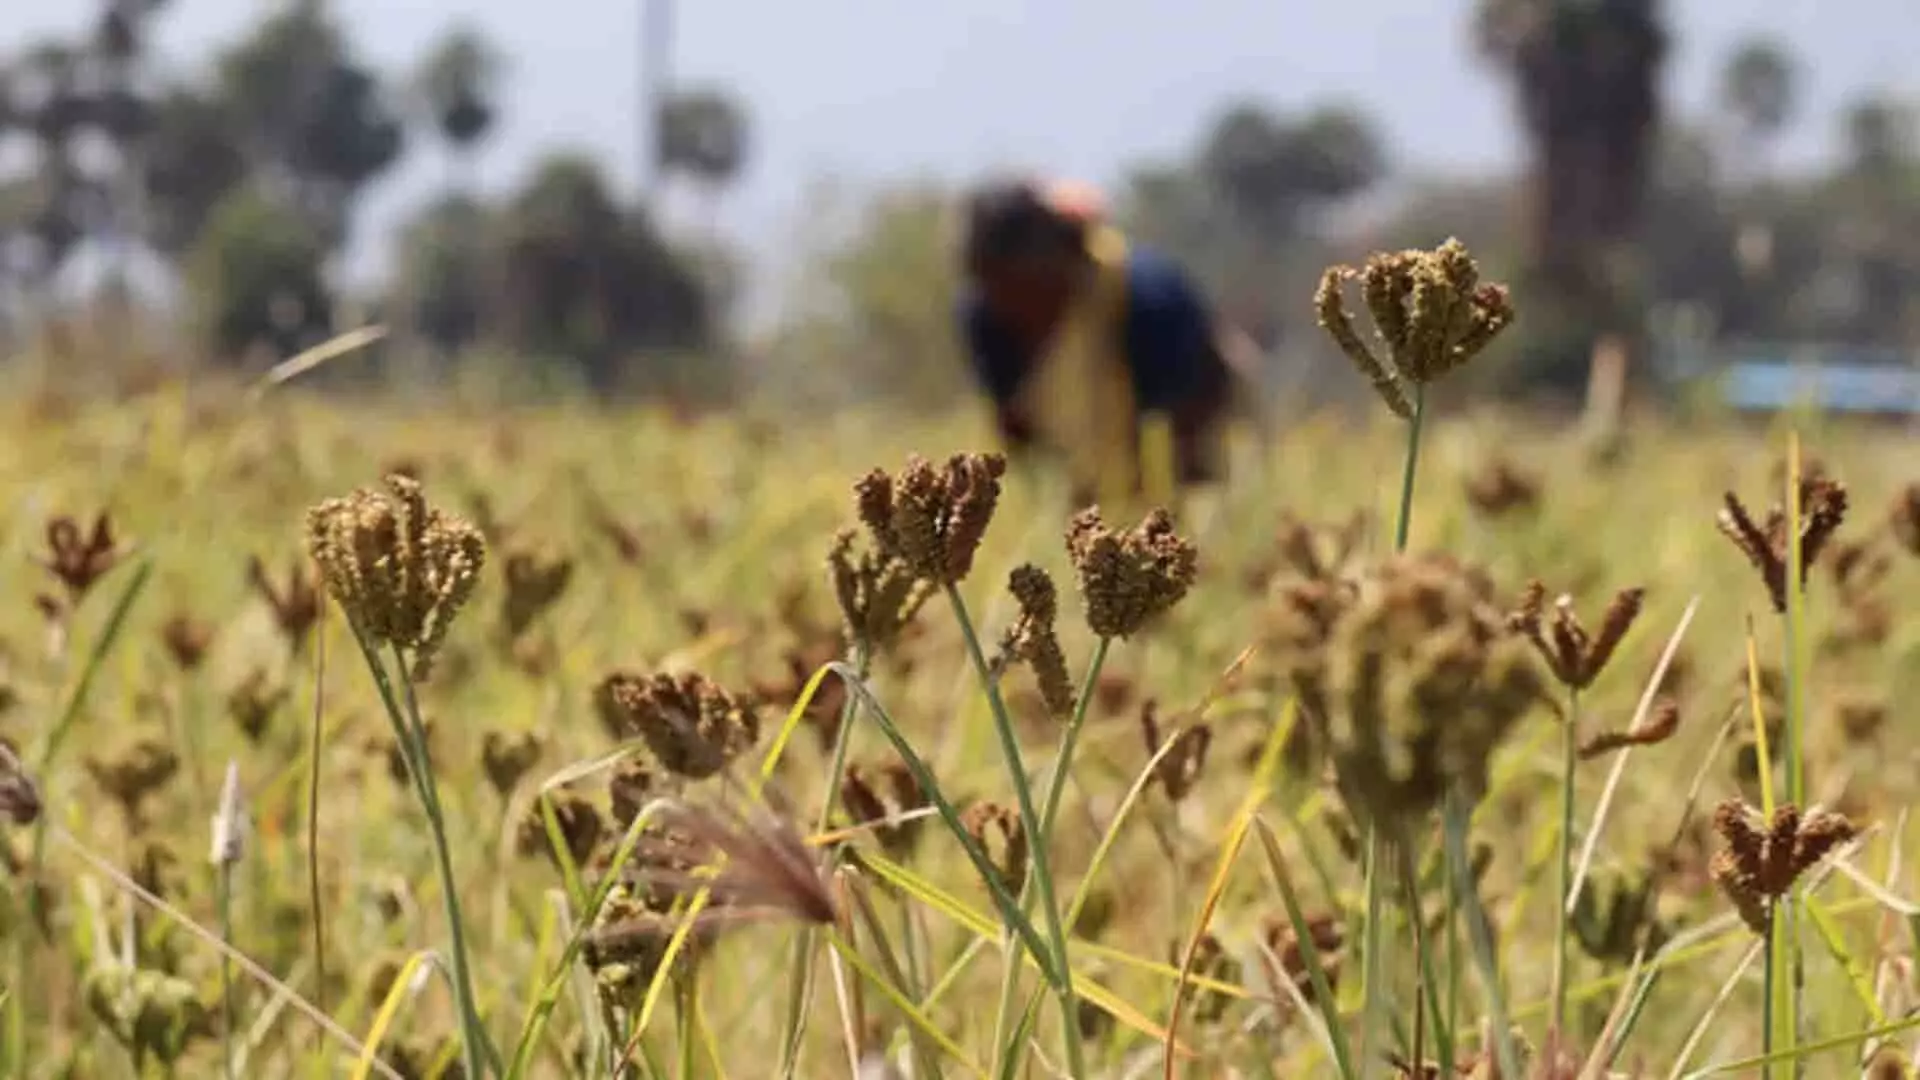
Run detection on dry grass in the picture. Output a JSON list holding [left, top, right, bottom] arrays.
[[0, 359, 1914, 1079]]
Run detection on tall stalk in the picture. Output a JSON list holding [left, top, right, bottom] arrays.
[[1361, 385, 1427, 1074], [945, 584, 1088, 1077], [778, 643, 871, 1079], [1551, 688, 1578, 1035], [346, 628, 496, 1078], [989, 636, 1113, 1068]]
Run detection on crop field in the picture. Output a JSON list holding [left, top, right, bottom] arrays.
[[0, 330, 1915, 1080]]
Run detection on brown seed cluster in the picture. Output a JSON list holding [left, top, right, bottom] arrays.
[[481, 729, 546, 798], [517, 789, 605, 867], [85, 738, 180, 827], [1570, 868, 1665, 964], [499, 546, 574, 642], [1260, 913, 1345, 1010], [594, 671, 760, 781], [1267, 552, 1548, 833], [1314, 238, 1515, 418], [0, 741, 41, 826], [247, 556, 322, 651], [995, 565, 1075, 720], [1139, 700, 1211, 803], [1508, 581, 1645, 690], [1577, 696, 1681, 761], [159, 614, 215, 672], [1715, 473, 1848, 613], [1066, 507, 1200, 639], [1710, 799, 1857, 934], [1891, 483, 1920, 556], [227, 669, 289, 743], [1463, 456, 1541, 519], [39, 512, 127, 607], [1823, 538, 1894, 654], [826, 528, 933, 652], [839, 759, 928, 860], [854, 453, 1006, 585], [961, 801, 1029, 894], [304, 475, 488, 680], [584, 797, 837, 993]]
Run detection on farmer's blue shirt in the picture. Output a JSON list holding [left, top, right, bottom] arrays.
[[959, 245, 1215, 415]]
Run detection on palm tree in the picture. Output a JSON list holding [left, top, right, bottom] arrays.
[[412, 25, 503, 192], [655, 86, 749, 235], [1717, 38, 1798, 179], [1474, 0, 1669, 393]]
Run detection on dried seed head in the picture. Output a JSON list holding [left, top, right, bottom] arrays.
[[961, 801, 1029, 895], [1710, 798, 1858, 934], [1508, 582, 1646, 690], [517, 789, 605, 867], [1890, 483, 1920, 557], [1570, 867, 1665, 964], [607, 755, 661, 829], [1179, 932, 1243, 1025], [1463, 457, 1541, 520], [1578, 696, 1680, 760], [594, 671, 760, 780], [826, 529, 933, 652], [840, 759, 928, 860], [1066, 507, 1200, 639], [855, 453, 1007, 585], [1715, 474, 1849, 613], [40, 512, 126, 605], [500, 545, 574, 641], [1139, 700, 1211, 803], [159, 614, 214, 673], [481, 729, 546, 799], [0, 740, 41, 826], [1835, 695, 1887, 745], [246, 556, 322, 651], [1260, 913, 1346, 1009], [1267, 551, 1548, 834], [85, 737, 180, 827], [226, 668, 289, 744], [1315, 239, 1514, 417], [995, 565, 1075, 720], [304, 475, 487, 680]]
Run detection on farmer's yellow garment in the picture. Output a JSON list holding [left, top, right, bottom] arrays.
[[1014, 225, 1173, 511]]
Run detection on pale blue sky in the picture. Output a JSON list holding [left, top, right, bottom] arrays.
[[8, 0, 1918, 319]]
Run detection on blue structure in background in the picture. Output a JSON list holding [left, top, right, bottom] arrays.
[[1705, 343, 1920, 417]]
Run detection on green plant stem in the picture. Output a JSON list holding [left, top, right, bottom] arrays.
[[366, 638, 496, 1079], [779, 644, 872, 1079], [1392, 387, 1428, 553], [1551, 688, 1578, 1036], [944, 584, 1087, 1078], [1762, 912, 1778, 1080], [1357, 384, 1428, 1079], [990, 634, 1113, 1072], [217, 861, 237, 1080], [1443, 790, 1519, 1079], [1782, 441, 1808, 1077]]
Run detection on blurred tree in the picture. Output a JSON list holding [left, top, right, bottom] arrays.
[[138, 87, 248, 258], [1717, 37, 1798, 172], [774, 181, 965, 410], [656, 86, 750, 232], [1475, 0, 1669, 399], [184, 183, 333, 361], [1126, 99, 1384, 352], [391, 193, 493, 354], [212, 0, 405, 250], [492, 153, 713, 390], [411, 24, 502, 189]]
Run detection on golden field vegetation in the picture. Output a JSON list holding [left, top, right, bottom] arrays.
[[0, 243, 1915, 1080]]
